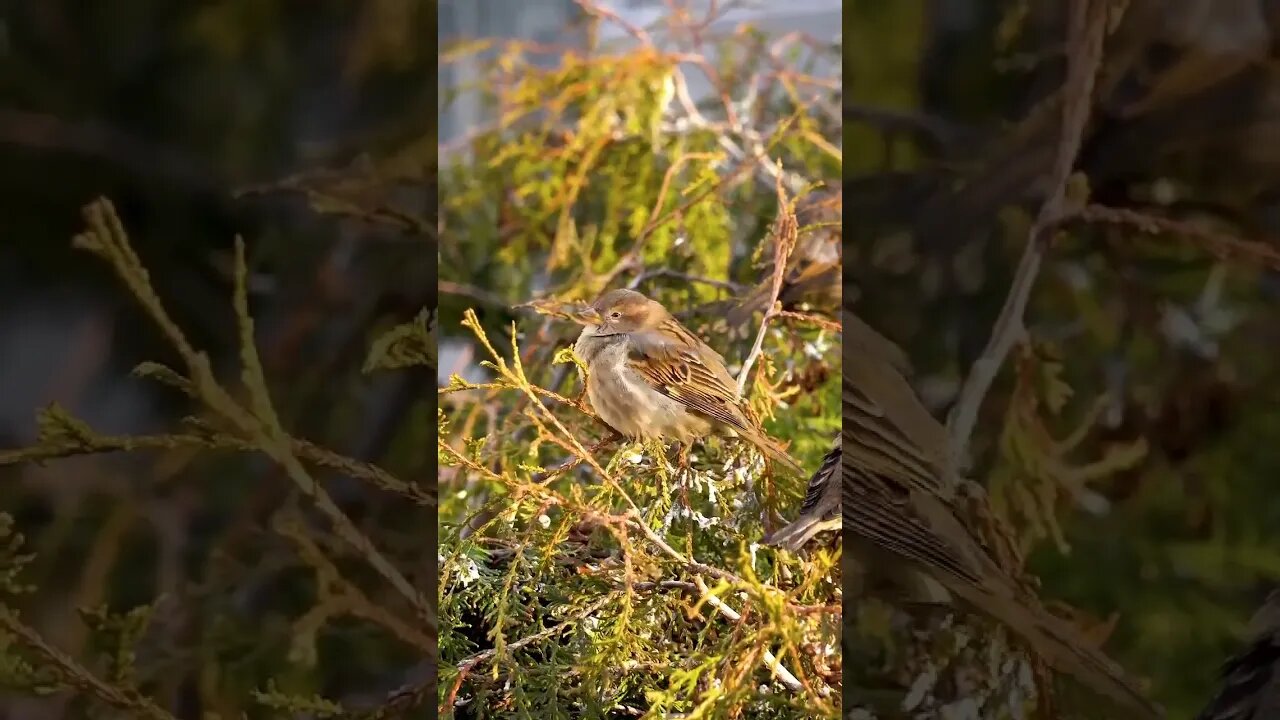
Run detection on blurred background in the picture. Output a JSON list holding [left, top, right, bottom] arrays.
[[848, 0, 1280, 717], [439, 0, 840, 147], [15, 0, 1280, 717], [0, 2, 433, 718]]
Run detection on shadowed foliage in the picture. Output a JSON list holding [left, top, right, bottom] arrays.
[[848, 1, 1280, 718]]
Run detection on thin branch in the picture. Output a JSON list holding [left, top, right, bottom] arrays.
[[0, 108, 219, 195], [0, 430, 432, 507], [439, 280, 510, 308], [624, 518, 808, 693], [737, 172, 799, 398], [439, 593, 617, 714], [1074, 204, 1280, 271], [630, 268, 744, 293], [455, 434, 620, 541], [276, 513, 435, 654], [692, 576, 803, 692], [0, 609, 179, 720], [844, 102, 964, 146], [946, 0, 1116, 475], [574, 0, 655, 46], [775, 310, 841, 333]]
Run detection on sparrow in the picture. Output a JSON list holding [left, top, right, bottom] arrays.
[[572, 288, 802, 475], [763, 438, 840, 551], [841, 309, 1163, 718], [1195, 588, 1280, 720]]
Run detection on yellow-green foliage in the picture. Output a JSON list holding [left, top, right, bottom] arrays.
[[0, 200, 435, 720], [438, 16, 841, 720]]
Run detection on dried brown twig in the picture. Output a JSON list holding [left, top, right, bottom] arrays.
[[1075, 204, 1280, 271], [737, 173, 801, 398]]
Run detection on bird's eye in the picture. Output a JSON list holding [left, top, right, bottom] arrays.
[[610, 311, 622, 319]]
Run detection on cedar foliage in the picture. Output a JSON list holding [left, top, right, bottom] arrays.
[[0, 198, 435, 718], [849, 1, 1280, 718], [0, 2, 435, 718], [437, 6, 841, 719]]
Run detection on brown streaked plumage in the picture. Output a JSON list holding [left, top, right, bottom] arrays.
[[1195, 589, 1280, 720], [573, 288, 802, 475], [842, 309, 1162, 718]]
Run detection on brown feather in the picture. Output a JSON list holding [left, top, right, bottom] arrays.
[[765, 440, 841, 551], [843, 312, 1162, 717]]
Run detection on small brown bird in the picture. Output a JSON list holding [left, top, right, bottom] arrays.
[[573, 288, 802, 475], [763, 438, 840, 550], [841, 310, 1163, 718], [1195, 589, 1280, 720]]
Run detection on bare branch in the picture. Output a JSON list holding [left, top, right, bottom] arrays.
[[737, 173, 800, 398], [946, 0, 1118, 473]]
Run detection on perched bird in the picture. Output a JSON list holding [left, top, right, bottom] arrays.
[[1195, 589, 1280, 720], [573, 288, 802, 475], [763, 438, 840, 551], [842, 309, 1163, 718]]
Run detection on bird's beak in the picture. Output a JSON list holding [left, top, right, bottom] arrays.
[[574, 306, 603, 326]]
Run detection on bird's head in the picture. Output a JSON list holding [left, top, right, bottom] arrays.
[[578, 289, 664, 336]]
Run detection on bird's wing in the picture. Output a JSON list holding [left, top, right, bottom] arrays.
[[799, 441, 841, 518], [762, 440, 841, 550], [658, 316, 745, 392], [1196, 590, 1280, 720], [843, 334, 1161, 716], [626, 323, 755, 436], [845, 453, 1163, 717], [844, 312, 951, 479], [843, 459, 983, 586], [844, 373, 947, 495]]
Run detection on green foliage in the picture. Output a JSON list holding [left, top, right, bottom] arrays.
[[252, 680, 347, 718], [0, 199, 433, 718], [365, 309, 437, 373], [991, 343, 1149, 555], [848, 1, 1280, 716], [0, 518, 56, 696], [77, 604, 154, 687], [439, 11, 841, 719], [1, 3, 438, 717]]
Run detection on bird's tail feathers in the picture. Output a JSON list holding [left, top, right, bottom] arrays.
[[764, 515, 839, 551], [749, 432, 805, 476]]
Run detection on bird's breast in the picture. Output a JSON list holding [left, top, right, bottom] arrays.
[[582, 340, 709, 442]]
